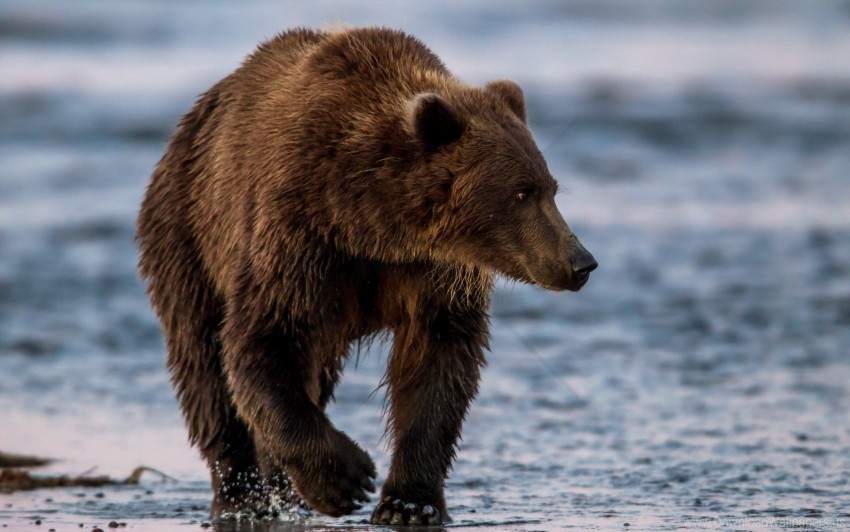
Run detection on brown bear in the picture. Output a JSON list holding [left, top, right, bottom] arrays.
[[137, 27, 596, 525]]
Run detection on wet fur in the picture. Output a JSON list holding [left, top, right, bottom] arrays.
[[137, 27, 546, 520]]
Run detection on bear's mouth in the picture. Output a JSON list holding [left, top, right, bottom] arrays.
[[524, 260, 589, 292], [529, 274, 570, 292], [498, 256, 538, 288]]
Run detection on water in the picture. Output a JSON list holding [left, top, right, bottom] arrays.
[[2, 1, 850, 530]]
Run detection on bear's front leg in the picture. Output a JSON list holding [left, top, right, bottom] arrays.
[[371, 299, 488, 525], [220, 278, 376, 517]]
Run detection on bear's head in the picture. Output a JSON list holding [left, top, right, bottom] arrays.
[[407, 80, 597, 292]]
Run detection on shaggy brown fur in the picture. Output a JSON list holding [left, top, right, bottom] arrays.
[[137, 27, 595, 525]]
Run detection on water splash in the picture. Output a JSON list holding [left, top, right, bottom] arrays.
[[210, 461, 309, 524]]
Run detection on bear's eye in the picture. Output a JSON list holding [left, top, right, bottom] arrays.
[[515, 188, 532, 202]]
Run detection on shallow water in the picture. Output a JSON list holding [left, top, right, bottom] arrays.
[[1, 1, 850, 530]]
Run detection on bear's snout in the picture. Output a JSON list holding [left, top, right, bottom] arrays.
[[525, 237, 596, 292], [569, 247, 597, 290], [570, 249, 599, 290], [525, 255, 595, 292], [559, 237, 597, 291]]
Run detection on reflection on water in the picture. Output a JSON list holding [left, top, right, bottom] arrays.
[[1, 1, 849, 530]]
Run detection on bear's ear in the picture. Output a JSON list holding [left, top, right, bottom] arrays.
[[407, 93, 464, 150], [486, 79, 526, 123]]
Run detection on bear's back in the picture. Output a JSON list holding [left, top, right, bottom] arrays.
[[184, 28, 456, 297]]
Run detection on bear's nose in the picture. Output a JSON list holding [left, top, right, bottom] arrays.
[[571, 251, 598, 279]]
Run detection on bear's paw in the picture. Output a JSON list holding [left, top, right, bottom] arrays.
[[288, 430, 376, 517]]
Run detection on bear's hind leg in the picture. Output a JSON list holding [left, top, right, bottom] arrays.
[[138, 232, 261, 515], [159, 280, 261, 515]]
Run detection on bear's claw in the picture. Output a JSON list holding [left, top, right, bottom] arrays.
[[370, 496, 442, 526]]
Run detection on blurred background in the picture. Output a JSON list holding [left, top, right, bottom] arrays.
[[1, 1, 849, 530]]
